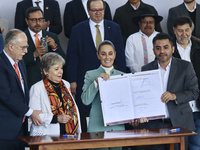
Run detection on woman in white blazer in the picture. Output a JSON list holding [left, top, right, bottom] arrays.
[[29, 52, 81, 136]]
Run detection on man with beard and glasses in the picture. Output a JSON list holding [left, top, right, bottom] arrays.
[[167, 0, 200, 40], [142, 33, 198, 150], [24, 7, 65, 89], [172, 16, 200, 150], [125, 7, 163, 73]]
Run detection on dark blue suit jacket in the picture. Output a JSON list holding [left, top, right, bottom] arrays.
[[15, 0, 62, 34], [66, 19, 126, 113], [64, 0, 112, 38], [0, 52, 29, 140], [0, 33, 3, 53]]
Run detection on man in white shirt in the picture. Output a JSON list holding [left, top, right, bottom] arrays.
[[125, 8, 163, 73], [167, 0, 200, 40], [172, 16, 200, 150]]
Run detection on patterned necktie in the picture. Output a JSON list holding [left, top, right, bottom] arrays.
[[14, 63, 21, 83], [35, 1, 41, 8], [95, 24, 102, 50], [141, 36, 148, 64]]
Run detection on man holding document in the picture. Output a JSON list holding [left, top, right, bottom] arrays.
[[142, 33, 199, 150]]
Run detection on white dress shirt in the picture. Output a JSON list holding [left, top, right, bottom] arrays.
[[158, 59, 172, 118], [125, 30, 159, 73], [176, 41, 199, 112], [89, 19, 104, 47]]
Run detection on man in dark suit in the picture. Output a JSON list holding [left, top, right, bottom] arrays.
[[0, 29, 42, 150], [113, 0, 162, 43], [172, 16, 200, 150], [24, 7, 65, 89], [66, 0, 126, 132], [15, 0, 62, 35], [167, 0, 200, 39], [64, 0, 112, 39], [142, 33, 199, 150]]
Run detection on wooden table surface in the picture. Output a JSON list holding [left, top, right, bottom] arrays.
[[19, 127, 196, 150]]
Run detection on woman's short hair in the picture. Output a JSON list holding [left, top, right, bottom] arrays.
[[97, 40, 115, 53], [40, 52, 65, 74]]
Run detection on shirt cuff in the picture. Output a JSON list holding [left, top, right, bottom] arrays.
[[25, 108, 33, 117]]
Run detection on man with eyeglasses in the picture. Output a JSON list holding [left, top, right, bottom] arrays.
[[15, 0, 62, 35], [125, 8, 163, 73], [66, 0, 126, 132], [0, 29, 43, 150], [24, 7, 65, 89], [64, 0, 112, 39]]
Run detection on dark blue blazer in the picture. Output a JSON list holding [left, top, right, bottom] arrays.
[[0, 33, 3, 53], [66, 19, 126, 112], [15, 0, 62, 34], [63, 0, 112, 38], [0, 52, 29, 140]]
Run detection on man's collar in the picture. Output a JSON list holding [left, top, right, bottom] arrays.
[[89, 19, 104, 26], [184, 2, 196, 12], [28, 28, 42, 37], [129, 1, 141, 10]]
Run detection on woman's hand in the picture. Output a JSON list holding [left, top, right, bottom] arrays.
[[57, 114, 71, 124], [129, 117, 149, 126], [95, 73, 110, 84]]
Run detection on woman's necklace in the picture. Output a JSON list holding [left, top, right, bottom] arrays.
[[53, 84, 60, 88]]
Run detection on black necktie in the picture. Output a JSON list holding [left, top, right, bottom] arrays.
[[35, 1, 41, 8]]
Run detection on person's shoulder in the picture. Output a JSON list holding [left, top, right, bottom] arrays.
[[72, 20, 89, 30], [115, 1, 129, 12], [62, 79, 70, 88], [104, 19, 120, 27], [169, 3, 184, 11], [30, 80, 44, 90], [43, 30, 58, 38]]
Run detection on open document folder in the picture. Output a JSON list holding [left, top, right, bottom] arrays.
[[98, 69, 166, 126]]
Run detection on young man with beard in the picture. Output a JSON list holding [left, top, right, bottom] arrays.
[[142, 33, 198, 150], [172, 16, 200, 150], [167, 0, 200, 40]]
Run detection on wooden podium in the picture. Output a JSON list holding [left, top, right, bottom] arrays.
[[19, 127, 196, 150]]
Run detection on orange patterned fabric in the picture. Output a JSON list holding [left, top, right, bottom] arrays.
[[43, 77, 79, 133]]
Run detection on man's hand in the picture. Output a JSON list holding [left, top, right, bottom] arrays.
[[70, 82, 77, 95], [57, 114, 71, 124], [46, 36, 57, 49], [33, 45, 47, 58], [30, 110, 43, 126], [161, 91, 176, 103]]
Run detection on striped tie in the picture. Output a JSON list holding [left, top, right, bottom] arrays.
[[141, 36, 148, 64]]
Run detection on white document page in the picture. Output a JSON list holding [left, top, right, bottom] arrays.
[[98, 74, 135, 126], [131, 70, 166, 120]]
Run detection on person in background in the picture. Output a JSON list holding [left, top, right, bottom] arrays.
[[15, 0, 62, 35], [64, 0, 112, 39], [0, 29, 42, 150], [113, 0, 162, 44], [24, 7, 65, 89], [125, 7, 162, 73], [66, 0, 126, 132], [167, 0, 200, 41], [172, 16, 200, 150], [29, 52, 81, 136]]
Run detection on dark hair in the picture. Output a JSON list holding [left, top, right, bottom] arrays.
[[153, 33, 173, 47], [25, 7, 43, 19], [4, 29, 24, 48], [97, 40, 115, 53], [173, 16, 193, 28], [87, 0, 106, 10]]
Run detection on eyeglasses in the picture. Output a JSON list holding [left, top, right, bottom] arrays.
[[89, 9, 104, 13], [141, 21, 155, 25], [15, 44, 29, 50], [28, 18, 44, 23]]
